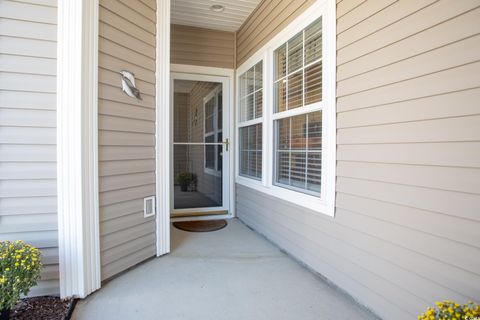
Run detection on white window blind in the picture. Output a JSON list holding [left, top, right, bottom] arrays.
[[239, 61, 263, 180], [273, 17, 323, 195]]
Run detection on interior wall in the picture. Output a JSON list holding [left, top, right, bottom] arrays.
[[0, 0, 59, 296], [171, 24, 235, 69], [173, 92, 189, 181], [188, 82, 222, 204], [235, 1, 480, 319], [98, 0, 157, 281]]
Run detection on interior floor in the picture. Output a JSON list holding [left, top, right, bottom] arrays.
[[73, 219, 378, 320], [173, 185, 220, 209]]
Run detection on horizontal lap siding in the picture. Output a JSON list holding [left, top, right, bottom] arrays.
[[236, 1, 480, 319], [0, 0, 59, 296], [171, 24, 235, 69], [98, 0, 156, 281], [236, 0, 316, 66]]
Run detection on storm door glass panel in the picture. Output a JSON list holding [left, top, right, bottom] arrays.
[[173, 80, 223, 210]]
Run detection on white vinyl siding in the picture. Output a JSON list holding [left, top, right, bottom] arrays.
[[0, 0, 59, 296], [236, 1, 480, 320]]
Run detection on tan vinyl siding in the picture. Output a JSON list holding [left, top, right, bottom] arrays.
[[0, 0, 59, 296], [236, 1, 480, 319], [98, 0, 156, 281], [236, 0, 316, 66], [171, 24, 235, 69]]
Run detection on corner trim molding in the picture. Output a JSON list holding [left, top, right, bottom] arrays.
[[57, 0, 101, 298], [155, 0, 171, 256]]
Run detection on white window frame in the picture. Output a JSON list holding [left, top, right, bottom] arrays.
[[235, 0, 336, 217], [236, 59, 264, 182], [203, 86, 223, 176]]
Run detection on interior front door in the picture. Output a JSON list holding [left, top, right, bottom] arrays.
[[171, 74, 230, 218]]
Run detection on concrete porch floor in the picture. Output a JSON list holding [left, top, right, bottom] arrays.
[[73, 219, 378, 320]]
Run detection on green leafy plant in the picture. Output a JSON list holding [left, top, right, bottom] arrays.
[[418, 300, 479, 320], [176, 172, 197, 191], [0, 241, 42, 314]]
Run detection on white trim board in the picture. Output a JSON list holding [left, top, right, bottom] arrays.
[[155, 0, 172, 257], [56, 0, 101, 298], [169, 67, 236, 219]]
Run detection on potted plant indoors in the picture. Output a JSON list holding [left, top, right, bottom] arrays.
[[0, 240, 42, 320], [177, 172, 197, 192]]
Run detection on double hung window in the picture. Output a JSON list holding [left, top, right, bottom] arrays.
[[235, 1, 335, 216], [273, 18, 323, 195]]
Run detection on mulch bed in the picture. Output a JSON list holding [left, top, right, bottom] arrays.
[[9, 296, 75, 320]]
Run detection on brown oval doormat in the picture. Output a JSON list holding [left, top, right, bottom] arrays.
[[173, 219, 228, 232]]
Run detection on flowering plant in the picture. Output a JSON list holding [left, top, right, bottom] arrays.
[[418, 300, 480, 320], [0, 241, 42, 311]]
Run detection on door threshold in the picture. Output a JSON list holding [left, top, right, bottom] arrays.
[[171, 210, 228, 218]]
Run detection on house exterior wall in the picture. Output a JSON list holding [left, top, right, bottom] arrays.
[[0, 0, 59, 296], [235, 1, 480, 319], [171, 24, 235, 69], [236, 0, 316, 66], [98, 0, 157, 281]]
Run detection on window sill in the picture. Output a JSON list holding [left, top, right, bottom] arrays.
[[235, 177, 334, 217]]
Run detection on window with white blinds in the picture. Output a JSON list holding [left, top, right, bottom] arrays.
[[235, 0, 336, 216], [273, 17, 323, 195], [275, 111, 322, 195], [238, 61, 263, 180]]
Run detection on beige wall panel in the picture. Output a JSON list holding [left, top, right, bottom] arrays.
[[337, 0, 478, 64], [171, 24, 235, 69], [236, 0, 316, 65], [235, 1, 480, 319], [98, 0, 157, 281], [337, 88, 480, 128]]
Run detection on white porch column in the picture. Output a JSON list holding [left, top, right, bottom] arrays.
[[56, 0, 101, 298], [156, 0, 171, 256]]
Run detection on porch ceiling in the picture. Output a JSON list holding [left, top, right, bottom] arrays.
[[171, 0, 262, 32]]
